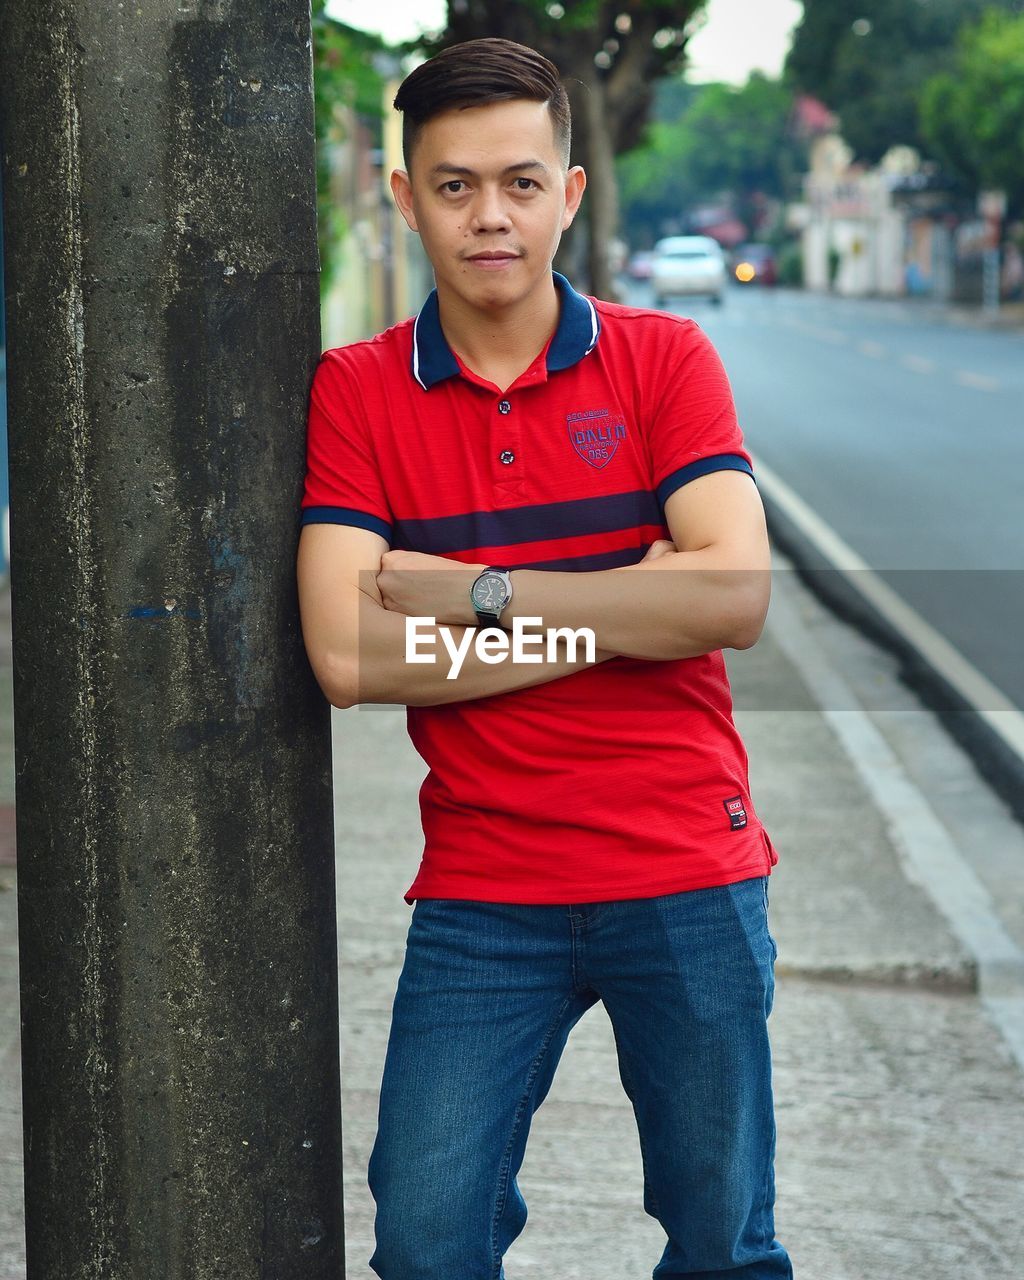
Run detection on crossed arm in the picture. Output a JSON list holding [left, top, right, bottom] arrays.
[[296, 469, 771, 709]]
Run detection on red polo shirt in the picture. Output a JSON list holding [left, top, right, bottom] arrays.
[[301, 272, 777, 903]]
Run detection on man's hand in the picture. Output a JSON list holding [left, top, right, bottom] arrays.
[[377, 549, 484, 625], [628, 538, 677, 567]]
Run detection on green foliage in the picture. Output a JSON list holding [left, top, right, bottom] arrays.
[[785, 0, 1023, 163], [649, 76, 704, 124], [920, 10, 1024, 214], [777, 242, 804, 287], [311, 1, 387, 291], [617, 74, 804, 241]]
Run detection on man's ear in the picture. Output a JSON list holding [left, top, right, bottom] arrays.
[[562, 165, 586, 230], [390, 168, 418, 232]]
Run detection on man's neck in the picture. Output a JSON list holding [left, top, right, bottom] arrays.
[[436, 272, 560, 391]]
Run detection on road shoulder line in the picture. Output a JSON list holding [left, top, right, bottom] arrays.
[[766, 571, 1024, 1071]]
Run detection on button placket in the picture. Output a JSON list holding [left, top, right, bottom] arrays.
[[496, 395, 517, 469], [492, 393, 523, 502]]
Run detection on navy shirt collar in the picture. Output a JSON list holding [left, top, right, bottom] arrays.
[[411, 271, 601, 390]]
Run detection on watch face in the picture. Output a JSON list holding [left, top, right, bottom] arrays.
[[473, 572, 508, 612]]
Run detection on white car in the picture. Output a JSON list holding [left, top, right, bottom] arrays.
[[650, 236, 726, 307]]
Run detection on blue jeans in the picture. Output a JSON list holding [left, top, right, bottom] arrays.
[[367, 876, 792, 1279]]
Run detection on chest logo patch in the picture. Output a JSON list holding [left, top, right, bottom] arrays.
[[566, 408, 627, 470]]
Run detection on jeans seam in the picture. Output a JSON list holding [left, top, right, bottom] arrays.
[[488, 993, 575, 1278], [612, 1027, 660, 1218], [757, 879, 779, 1252], [762, 876, 779, 964], [725, 877, 779, 1259], [761, 1104, 777, 1254]]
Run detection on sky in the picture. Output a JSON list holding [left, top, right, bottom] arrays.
[[324, 0, 804, 85]]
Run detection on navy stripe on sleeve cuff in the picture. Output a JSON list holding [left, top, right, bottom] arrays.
[[655, 453, 755, 507], [300, 505, 392, 541]]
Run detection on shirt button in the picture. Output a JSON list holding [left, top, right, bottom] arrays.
[[499, 450, 515, 465], [498, 399, 512, 415]]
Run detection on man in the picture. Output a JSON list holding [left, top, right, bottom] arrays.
[[297, 36, 791, 1280]]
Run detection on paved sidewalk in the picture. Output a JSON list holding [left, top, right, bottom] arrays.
[[762, 287, 1024, 334], [2, 563, 1024, 1278], [916, 297, 1024, 332]]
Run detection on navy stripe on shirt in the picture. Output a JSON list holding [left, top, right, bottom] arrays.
[[391, 490, 662, 556], [301, 455, 753, 559], [511, 544, 652, 573], [300, 506, 393, 541], [655, 453, 754, 506]]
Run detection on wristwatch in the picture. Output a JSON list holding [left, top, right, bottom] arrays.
[[470, 566, 513, 627]]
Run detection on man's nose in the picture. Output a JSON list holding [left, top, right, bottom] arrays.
[[470, 185, 511, 231]]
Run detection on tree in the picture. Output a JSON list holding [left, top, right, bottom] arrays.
[[618, 74, 805, 243], [920, 10, 1024, 216], [312, 2, 387, 291], [405, 1, 709, 299], [785, 0, 1022, 164]]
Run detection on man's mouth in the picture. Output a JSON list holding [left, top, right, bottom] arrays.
[[467, 251, 520, 262]]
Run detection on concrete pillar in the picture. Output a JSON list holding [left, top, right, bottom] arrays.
[[0, 3, 344, 1276]]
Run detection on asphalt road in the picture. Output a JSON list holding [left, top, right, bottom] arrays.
[[627, 283, 1024, 711]]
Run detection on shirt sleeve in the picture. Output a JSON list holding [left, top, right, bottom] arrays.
[[645, 319, 754, 510], [299, 347, 393, 542]]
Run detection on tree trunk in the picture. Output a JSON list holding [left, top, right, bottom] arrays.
[[569, 65, 622, 302]]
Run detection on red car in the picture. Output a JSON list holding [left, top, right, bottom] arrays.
[[731, 244, 777, 286]]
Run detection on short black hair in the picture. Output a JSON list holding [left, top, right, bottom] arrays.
[[393, 37, 572, 173]]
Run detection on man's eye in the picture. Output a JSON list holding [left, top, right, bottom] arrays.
[[443, 180, 464, 193], [514, 178, 536, 190]]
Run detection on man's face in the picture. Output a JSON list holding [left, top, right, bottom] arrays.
[[390, 98, 586, 310]]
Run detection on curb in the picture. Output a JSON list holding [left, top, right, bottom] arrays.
[[756, 456, 1024, 829], [773, 960, 977, 993], [900, 300, 1024, 333], [773, 286, 1024, 333]]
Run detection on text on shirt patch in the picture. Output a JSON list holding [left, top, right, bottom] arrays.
[[566, 408, 627, 469], [723, 796, 748, 830]]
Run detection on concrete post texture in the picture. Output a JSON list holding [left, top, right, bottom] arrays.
[[0, 3, 344, 1277]]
